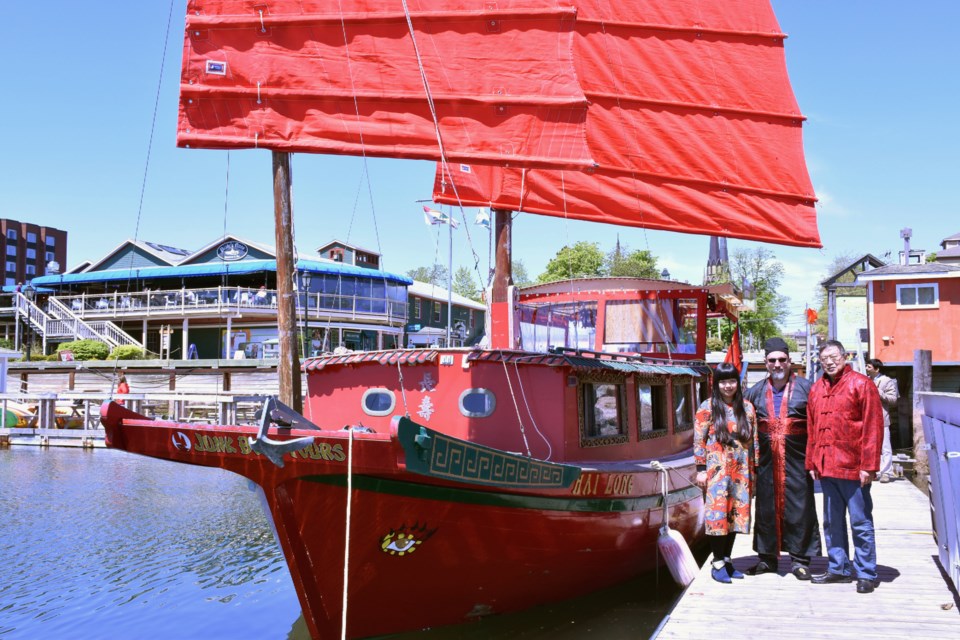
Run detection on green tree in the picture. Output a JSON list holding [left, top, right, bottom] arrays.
[[606, 244, 660, 278], [537, 241, 606, 283], [512, 259, 532, 286], [452, 266, 481, 301], [730, 247, 788, 347], [406, 263, 449, 287]]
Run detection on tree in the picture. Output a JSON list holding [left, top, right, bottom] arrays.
[[406, 263, 449, 286], [729, 247, 788, 347], [606, 245, 660, 279], [452, 266, 481, 301], [512, 259, 532, 286], [537, 241, 606, 283]]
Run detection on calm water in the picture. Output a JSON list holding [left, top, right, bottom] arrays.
[[0, 447, 682, 639]]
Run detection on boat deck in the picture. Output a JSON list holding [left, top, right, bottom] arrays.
[[656, 477, 959, 639]]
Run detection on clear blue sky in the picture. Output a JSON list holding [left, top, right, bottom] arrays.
[[2, 2, 958, 336]]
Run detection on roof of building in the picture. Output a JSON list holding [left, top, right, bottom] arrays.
[[820, 253, 887, 287], [84, 239, 193, 271], [941, 231, 960, 246], [316, 239, 381, 256], [935, 245, 960, 259], [31, 258, 412, 287], [856, 262, 960, 281], [408, 280, 486, 310]]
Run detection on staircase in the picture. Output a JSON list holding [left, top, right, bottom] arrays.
[[14, 293, 143, 350]]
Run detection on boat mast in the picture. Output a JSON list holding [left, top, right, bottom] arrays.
[[273, 151, 302, 413], [489, 207, 515, 349]]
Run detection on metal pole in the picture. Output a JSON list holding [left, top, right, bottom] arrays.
[[447, 214, 453, 347]]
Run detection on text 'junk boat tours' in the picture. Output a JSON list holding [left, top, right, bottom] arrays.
[[101, 1, 820, 638]]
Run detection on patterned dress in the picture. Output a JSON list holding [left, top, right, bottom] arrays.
[[694, 399, 759, 536]]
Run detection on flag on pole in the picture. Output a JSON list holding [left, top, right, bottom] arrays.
[[805, 308, 818, 324], [724, 324, 744, 376], [475, 208, 491, 229], [423, 206, 459, 228]]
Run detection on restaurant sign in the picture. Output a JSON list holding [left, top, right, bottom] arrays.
[[217, 241, 248, 262]]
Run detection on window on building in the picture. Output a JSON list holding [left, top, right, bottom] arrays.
[[459, 389, 496, 417], [433, 302, 442, 322], [6, 229, 16, 240], [4, 277, 14, 286], [581, 381, 627, 441], [26, 265, 36, 275], [5, 261, 15, 273], [26, 232, 37, 243], [414, 297, 421, 319], [45, 251, 55, 263], [6, 245, 15, 256], [45, 236, 56, 247], [638, 382, 669, 438], [896, 283, 939, 309], [26, 248, 36, 260]]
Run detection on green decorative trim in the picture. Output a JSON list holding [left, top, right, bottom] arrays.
[[304, 473, 702, 513], [397, 417, 581, 489]]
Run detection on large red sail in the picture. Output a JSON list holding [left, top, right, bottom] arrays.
[[433, 0, 821, 247], [178, 1, 593, 168]]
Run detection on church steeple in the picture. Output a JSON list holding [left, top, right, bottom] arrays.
[[704, 236, 729, 284]]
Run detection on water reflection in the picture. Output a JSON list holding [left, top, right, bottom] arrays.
[[0, 448, 682, 639]]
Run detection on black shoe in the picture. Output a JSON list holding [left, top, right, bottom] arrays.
[[791, 565, 811, 581], [812, 572, 853, 584], [856, 579, 876, 593], [748, 560, 776, 576]]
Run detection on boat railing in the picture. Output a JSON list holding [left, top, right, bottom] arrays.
[[919, 391, 960, 592]]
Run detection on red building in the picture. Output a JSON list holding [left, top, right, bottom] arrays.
[[1, 219, 68, 286], [859, 262, 960, 369]]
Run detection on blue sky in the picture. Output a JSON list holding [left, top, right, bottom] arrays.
[[2, 2, 958, 336]]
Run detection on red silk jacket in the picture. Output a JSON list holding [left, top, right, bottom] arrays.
[[806, 366, 884, 481]]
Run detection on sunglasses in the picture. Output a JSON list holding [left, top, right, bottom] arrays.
[[766, 357, 788, 364]]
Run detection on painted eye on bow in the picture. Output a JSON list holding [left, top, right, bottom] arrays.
[[379, 524, 436, 556]]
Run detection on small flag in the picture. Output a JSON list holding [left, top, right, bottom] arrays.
[[475, 208, 491, 229], [805, 308, 819, 324], [459, 164, 472, 174], [422, 206, 458, 228], [724, 324, 744, 376]]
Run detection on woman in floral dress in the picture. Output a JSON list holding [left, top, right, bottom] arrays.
[[695, 363, 758, 583]]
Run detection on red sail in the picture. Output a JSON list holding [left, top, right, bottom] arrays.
[[178, 1, 593, 169], [433, 0, 821, 248]]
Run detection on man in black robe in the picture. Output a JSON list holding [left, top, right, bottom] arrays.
[[744, 337, 822, 579]]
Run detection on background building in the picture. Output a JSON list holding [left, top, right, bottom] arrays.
[[1, 219, 67, 286]]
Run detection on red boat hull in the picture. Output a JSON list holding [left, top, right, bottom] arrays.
[[101, 401, 702, 639]]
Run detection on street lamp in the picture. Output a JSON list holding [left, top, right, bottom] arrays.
[[300, 270, 313, 357], [23, 283, 36, 361]]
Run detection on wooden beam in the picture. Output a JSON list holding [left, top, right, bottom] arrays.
[[273, 151, 302, 413]]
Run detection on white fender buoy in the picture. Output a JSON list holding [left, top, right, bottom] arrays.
[[652, 461, 698, 587]]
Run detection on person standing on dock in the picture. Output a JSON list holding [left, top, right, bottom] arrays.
[[865, 358, 899, 483], [807, 340, 884, 594], [744, 337, 821, 580], [694, 363, 758, 584], [116, 372, 130, 406]]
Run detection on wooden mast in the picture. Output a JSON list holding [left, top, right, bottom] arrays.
[[272, 151, 302, 413], [489, 208, 515, 349]]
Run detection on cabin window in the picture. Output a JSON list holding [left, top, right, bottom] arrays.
[[896, 283, 938, 309], [697, 378, 710, 405], [637, 382, 669, 439], [602, 298, 699, 355], [672, 379, 695, 432], [459, 388, 496, 418], [361, 388, 396, 416], [580, 381, 628, 444]]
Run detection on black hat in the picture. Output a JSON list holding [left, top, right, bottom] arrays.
[[763, 337, 790, 356]]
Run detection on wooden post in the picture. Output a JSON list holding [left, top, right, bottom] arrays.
[[912, 349, 931, 476], [489, 208, 514, 349], [273, 151, 302, 413]]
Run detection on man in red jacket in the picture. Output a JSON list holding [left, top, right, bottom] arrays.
[[807, 340, 884, 593]]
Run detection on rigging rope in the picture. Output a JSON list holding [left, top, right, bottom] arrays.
[[340, 428, 355, 640], [511, 360, 552, 460], [500, 356, 532, 457]]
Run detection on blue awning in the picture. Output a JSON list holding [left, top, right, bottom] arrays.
[[31, 258, 412, 287]]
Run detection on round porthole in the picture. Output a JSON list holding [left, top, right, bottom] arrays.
[[361, 388, 396, 416], [459, 388, 496, 418]]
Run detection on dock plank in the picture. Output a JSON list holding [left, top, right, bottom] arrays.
[[655, 477, 959, 640]]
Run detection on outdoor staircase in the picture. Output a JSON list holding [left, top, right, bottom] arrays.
[[14, 293, 143, 351]]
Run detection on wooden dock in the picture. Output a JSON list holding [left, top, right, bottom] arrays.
[[656, 477, 959, 639]]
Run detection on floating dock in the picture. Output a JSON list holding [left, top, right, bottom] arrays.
[[656, 477, 958, 639]]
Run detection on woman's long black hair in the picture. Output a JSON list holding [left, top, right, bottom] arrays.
[[710, 363, 752, 445]]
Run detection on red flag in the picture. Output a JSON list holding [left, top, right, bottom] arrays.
[[724, 325, 743, 374], [805, 308, 819, 324]]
